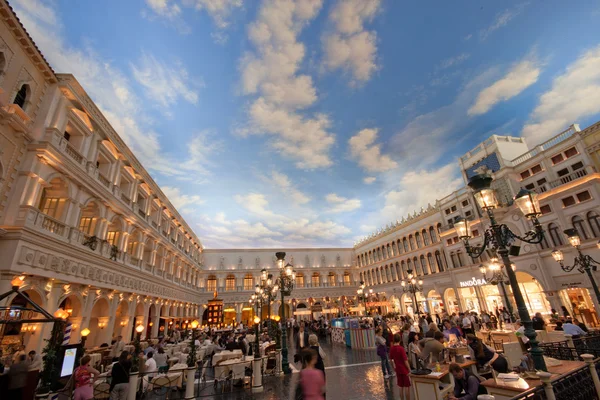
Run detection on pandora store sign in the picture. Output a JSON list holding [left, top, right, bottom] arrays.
[[459, 277, 487, 287]]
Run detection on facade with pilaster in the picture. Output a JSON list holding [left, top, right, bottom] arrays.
[[0, 0, 203, 353], [355, 123, 600, 327]]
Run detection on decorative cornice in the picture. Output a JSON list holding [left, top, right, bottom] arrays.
[[0, 0, 57, 83]]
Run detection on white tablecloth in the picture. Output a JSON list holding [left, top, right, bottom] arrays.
[[213, 350, 243, 365], [148, 372, 183, 390], [88, 353, 102, 366]]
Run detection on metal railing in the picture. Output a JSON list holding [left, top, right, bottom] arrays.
[[510, 124, 579, 165]]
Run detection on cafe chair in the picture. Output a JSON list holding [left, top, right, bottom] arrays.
[[230, 362, 247, 391], [214, 365, 232, 393], [491, 340, 505, 355], [149, 376, 171, 400]]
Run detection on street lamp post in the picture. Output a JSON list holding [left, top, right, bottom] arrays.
[[479, 258, 516, 322], [552, 230, 600, 304], [275, 252, 296, 374], [356, 281, 366, 316], [400, 269, 423, 316], [456, 174, 547, 371]]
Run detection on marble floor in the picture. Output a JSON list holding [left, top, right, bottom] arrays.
[[191, 332, 402, 400]]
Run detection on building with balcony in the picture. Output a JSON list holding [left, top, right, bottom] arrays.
[[355, 123, 600, 327], [0, 1, 203, 351]]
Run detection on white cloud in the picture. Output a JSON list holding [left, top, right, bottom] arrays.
[[183, 0, 243, 29], [522, 44, 600, 144], [325, 193, 361, 213], [131, 52, 201, 112], [480, 2, 529, 41], [234, 193, 286, 223], [464, 33, 473, 41], [468, 59, 540, 116], [375, 163, 463, 226], [161, 186, 204, 209], [363, 176, 376, 184], [145, 0, 182, 19], [10, 0, 217, 183], [323, 0, 380, 84], [349, 128, 397, 173], [268, 171, 311, 205], [238, 0, 335, 169], [437, 53, 470, 70], [144, 0, 242, 39]]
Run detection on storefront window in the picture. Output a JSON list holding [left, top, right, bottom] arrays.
[[427, 291, 444, 315], [444, 288, 460, 314], [481, 284, 508, 314], [509, 272, 551, 318], [458, 287, 481, 313], [560, 288, 599, 327]]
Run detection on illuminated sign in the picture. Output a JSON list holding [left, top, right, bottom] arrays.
[[459, 277, 487, 287]]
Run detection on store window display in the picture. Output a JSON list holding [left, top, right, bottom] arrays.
[[560, 287, 599, 327]]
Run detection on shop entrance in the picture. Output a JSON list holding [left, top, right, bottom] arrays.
[[560, 287, 599, 327], [444, 288, 460, 314]]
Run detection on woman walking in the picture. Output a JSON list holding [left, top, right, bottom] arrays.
[[389, 333, 411, 400], [376, 327, 394, 379], [73, 355, 100, 400], [309, 334, 326, 378], [299, 348, 326, 400]]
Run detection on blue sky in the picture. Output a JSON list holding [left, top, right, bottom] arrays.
[[13, 0, 600, 248]]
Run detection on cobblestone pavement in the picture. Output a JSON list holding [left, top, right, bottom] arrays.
[[194, 332, 400, 400]]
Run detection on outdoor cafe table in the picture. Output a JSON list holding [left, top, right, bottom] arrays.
[[481, 360, 586, 400], [213, 349, 243, 365], [409, 360, 477, 400], [148, 372, 184, 390]]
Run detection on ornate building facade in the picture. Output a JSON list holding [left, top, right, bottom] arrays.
[[355, 123, 600, 326], [0, 0, 203, 351]]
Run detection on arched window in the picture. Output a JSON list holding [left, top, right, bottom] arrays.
[[206, 275, 217, 291], [435, 251, 445, 272], [243, 273, 254, 290], [397, 239, 403, 254], [538, 233, 550, 250], [344, 271, 351, 285], [382, 246, 388, 259], [78, 201, 100, 235], [450, 253, 458, 269], [407, 259, 413, 274], [391, 241, 398, 256], [377, 248, 382, 261], [572, 215, 589, 240], [422, 229, 430, 246], [415, 232, 422, 248], [400, 261, 406, 279], [386, 266, 391, 281], [588, 211, 600, 238], [387, 244, 392, 258], [409, 235, 416, 250], [420, 255, 428, 275], [413, 257, 420, 275], [548, 223, 563, 247], [312, 272, 320, 286], [427, 253, 435, 273], [456, 251, 465, 267], [0, 52, 6, 75], [13, 84, 29, 109], [403, 238, 409, 252], [225, 274, 235, 291], [429, 226, 437, 243], [296, 273, 305, 288], [436, 223, 442, 234], [396, 262, 402, 280], [328, 272, 336, 286]]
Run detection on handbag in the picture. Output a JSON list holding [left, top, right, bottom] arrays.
[[377, 344, 387, 358]]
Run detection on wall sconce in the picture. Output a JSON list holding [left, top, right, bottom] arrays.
[[149, 322, 154, 327], [120, 321, 127, 327], [98, 321, 106, 329]]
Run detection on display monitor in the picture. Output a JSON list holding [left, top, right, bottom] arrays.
[[60, 345, 79, 377]]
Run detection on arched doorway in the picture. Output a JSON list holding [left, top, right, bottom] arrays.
[[242, 303, 255, 326], [89, 298, 110, 347], [112, 300, 129, 339], [278, 303, 291, 319], [295, 303, 310, 321], [444, 288, 460, 314], [427, 290, 444, 316], [401, 293, 414, 316], [8, 289, 46, 351], [58, 294, 82, 344], [147, 304, 156, 337]]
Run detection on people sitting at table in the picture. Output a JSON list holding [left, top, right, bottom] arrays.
[[554, 321, 564, 331], [144, 344, 155, 356], [466, 334, 509, 373], [448, 362, 487, 400], [574, 318, 589, 333], [532, 313, 546, 331], [154, 347, 168, 369], [145, 351, 157, 378], [443, 320, 462, 341], [28, 350, 43, 371], [563, 319, 587, 337], [418, 331, 445, 365]]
